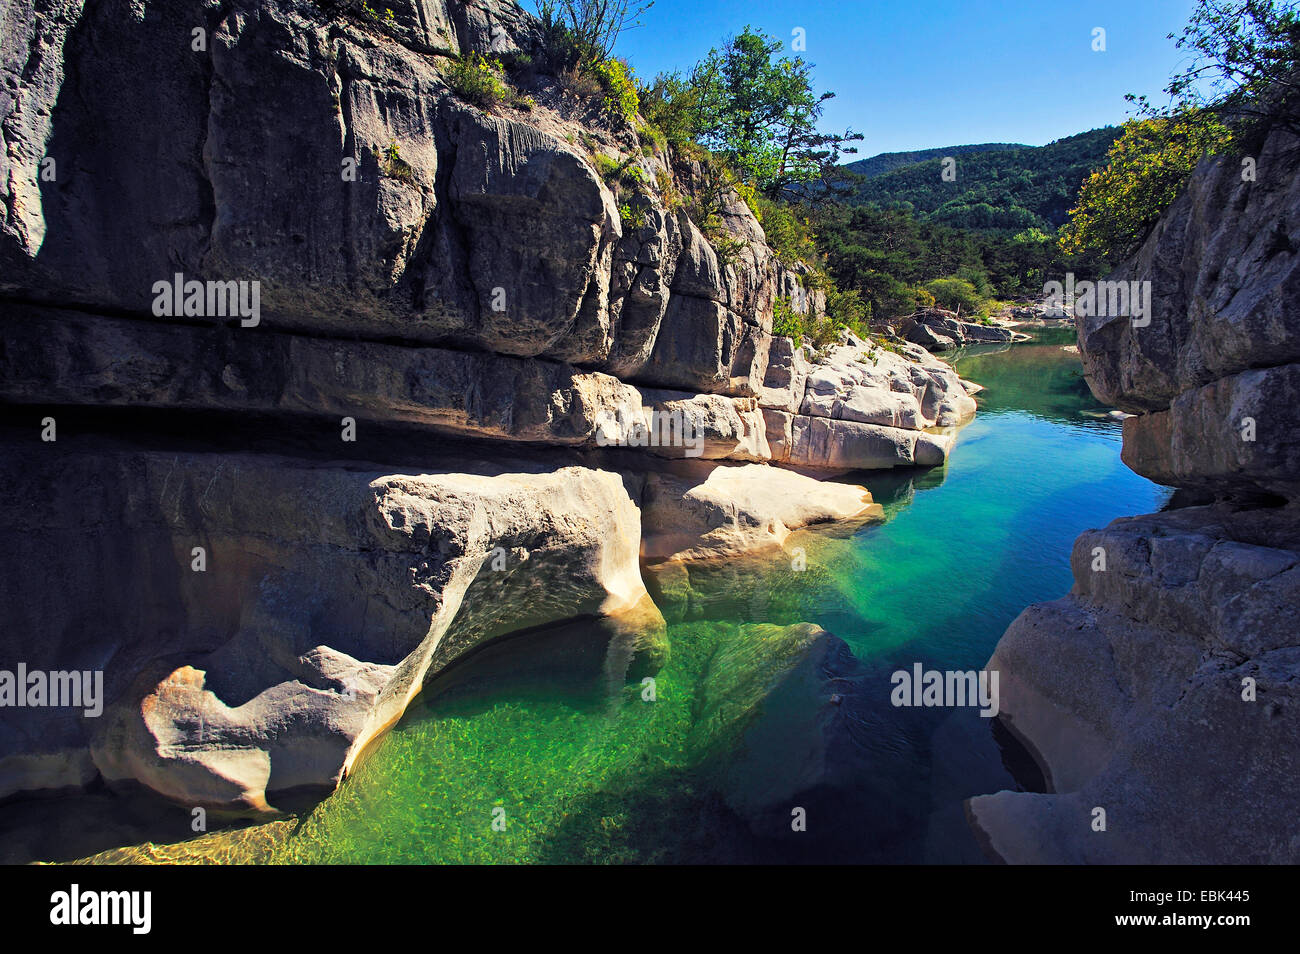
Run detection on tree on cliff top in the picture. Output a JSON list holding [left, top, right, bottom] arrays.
[[1061, 0, 1298, 262], [1059, 111, 1234, 261], [688, 28, 863, 201], [535, 0, 654, 66]]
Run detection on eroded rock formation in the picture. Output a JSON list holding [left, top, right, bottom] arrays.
[[970, 124, 1300, 863], [0, 0, 975, 810]]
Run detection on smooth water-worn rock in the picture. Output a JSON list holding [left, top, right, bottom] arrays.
[[0, 440, 657, 808], [639, 461, 880, 562]]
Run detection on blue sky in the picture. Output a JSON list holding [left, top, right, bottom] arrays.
[[599, 0, 1201, 155]]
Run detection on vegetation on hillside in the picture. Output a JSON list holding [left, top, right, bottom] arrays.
[[844, 143, 1028, 180], [847, 129, 1121, 232]]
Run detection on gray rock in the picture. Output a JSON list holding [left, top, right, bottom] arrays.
[[0, 441, 658, 808], [1120, 362, 1300, 498], [975, 119, 1300, 864], [900, 309, 1019, 351], [1078, 133, 1300, 414], [971, 506, 1300, 864], [0, 305, 641, 447]]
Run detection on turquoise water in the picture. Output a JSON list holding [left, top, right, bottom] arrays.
[[61, 327, 1169, 865]]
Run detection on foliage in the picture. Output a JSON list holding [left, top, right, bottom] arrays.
[[769, 286, 866, 348], [687, 27, 862, 200], [592, 57, 640, 123], [1059, 111, 1235, 260], [445, 53, 516, 110], [753, 195, 819, 265], [847, 143, 1028, 179], [534, 0, 655, 66], [847, 128, 1121, 232], [636, 72, 706, 149], [619, 201, 649, 230], [380, 140, 414, 182], [824, 285, 868, 333], [1130, 0, 1300, 138], [654, 167, 681, 209], [771, 296, 801, 338], [923, 277, 986, 315], [815, 201, 1098, 321], [682, 156, 740, 237], [593, 152, 648, 195]]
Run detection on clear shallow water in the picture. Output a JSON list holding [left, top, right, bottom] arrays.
[[69, 328, 1172, 865]]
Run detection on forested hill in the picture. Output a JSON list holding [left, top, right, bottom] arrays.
[[845, 143, 1027, 180], [844, 127, 1121, 232]]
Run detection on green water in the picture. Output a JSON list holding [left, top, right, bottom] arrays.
[[232, 327, 1167, 865]]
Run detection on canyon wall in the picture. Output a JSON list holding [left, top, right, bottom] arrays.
[[970, 126, 1300, 863], [0, 0, 974, 809]]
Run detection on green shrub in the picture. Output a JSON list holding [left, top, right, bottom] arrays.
[[654, 168, 681, 209], [593, 153, 648, 195], [825, 286, 867, 335], [619, 200, 649, 231], [754, 196, 819, 266], [1060, 111, 1233, 261], [593, 58, 639, 124], [380, 139, 414, 182], [923, 276, 986, 315], [445, 53, 512, 110], [636, 121, 667, 156], [593, 153, 621, 179], [771, 296, 802, 339], [636, 71, 704, 149]]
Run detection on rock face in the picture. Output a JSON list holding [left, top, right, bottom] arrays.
[[899, 308, 1024, 351], [0, 440, 659, 807], [640, 461, 881, 562], [0, 0, 978, 810], [971, 123, 1300, 864]]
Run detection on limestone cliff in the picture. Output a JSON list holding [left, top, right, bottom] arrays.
[[0, 0, 975, 809], [970, 123, 1300, 863]]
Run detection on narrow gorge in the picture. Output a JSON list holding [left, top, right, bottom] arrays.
[[1, 0, 1296, 868], [0, 0, 975, 820]]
